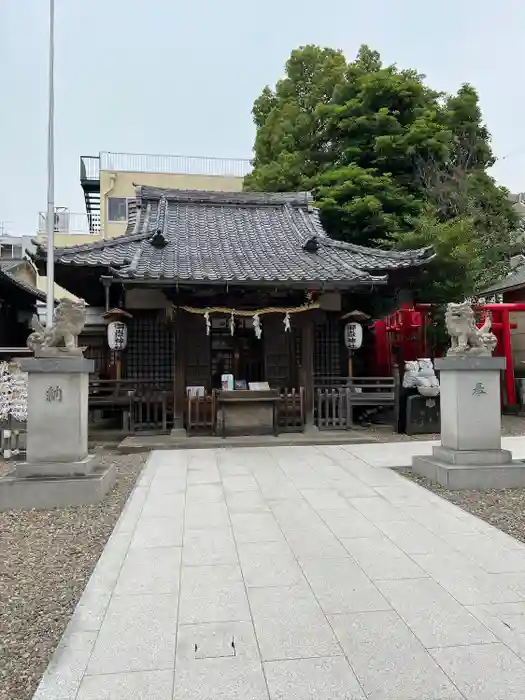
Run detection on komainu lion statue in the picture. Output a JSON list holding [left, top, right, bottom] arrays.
[[27, 298, 87, 354], [445, 302, 497, 357], [402, 358, 440, 397]]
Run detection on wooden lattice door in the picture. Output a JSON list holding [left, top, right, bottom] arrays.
[[184, 313, 211, 389], [127, 311, 174, 384], [264, 315, 293, 388], [314, 316, 341, 378]]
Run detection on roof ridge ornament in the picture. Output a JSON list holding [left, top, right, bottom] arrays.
[[150, 230, 168, 248], [150, 195, 168, 248], [303, 236, 320, 253]]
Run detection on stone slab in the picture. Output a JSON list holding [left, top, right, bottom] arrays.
[[430, 642, 525, 700], [16, 454, 97, 478], [170, 428, 188, 438], [118, 430, 373, 453], [219, 402, 275, 436], [76, 670, 174, 700], [330, 610, 463, 700], [432, 446, 512, 466], [86, 593, 178, 675], [0, 464, 116, 511], [412, 455, 525, 490], [264, 657, 365, 700], [34, 346, 87, 358], [27, 444, 525, 697], [19, 356, 94, 373], [436, 356, 506, 371]]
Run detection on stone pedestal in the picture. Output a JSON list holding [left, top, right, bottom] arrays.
[[412, 356, 525, 489], [22, 357, 91, 468], [0, 357, 116, 511]]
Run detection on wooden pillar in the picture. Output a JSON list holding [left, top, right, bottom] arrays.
[[301, 311, 315, 427], [173, 310, 186, 430]]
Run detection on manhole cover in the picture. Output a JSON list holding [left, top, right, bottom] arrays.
[[193, 634, 237, 660]]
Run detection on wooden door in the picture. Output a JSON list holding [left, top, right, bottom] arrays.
[[184, 314, 211, 388], [264, 315, 293, 388]]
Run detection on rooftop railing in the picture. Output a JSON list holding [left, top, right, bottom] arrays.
[[38, 211, 101, 235], [99, 151, 253, 177], [80, 155, 100, 182]]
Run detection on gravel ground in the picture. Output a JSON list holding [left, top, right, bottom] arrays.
[[359, 413, 525, 442], [0, 450, 146, 700], [403, 471, 525, 544], [369, 415, 525, 545]]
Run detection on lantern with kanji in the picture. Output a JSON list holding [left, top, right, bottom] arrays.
[[107, 321, 128, 351], [344, 322, 363, 350], [102, 308, 132, 380], [103, 308, 132, 350]]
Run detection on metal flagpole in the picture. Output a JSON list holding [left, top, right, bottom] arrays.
[[45, 0, 55, 326]]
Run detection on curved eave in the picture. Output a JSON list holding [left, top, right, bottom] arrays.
[[105, 267, 388, 287], [0, 270, 47, 305], [321, 242, 436, 271], [47, 248, 391, 288]]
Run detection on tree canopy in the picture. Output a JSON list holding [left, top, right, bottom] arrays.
[[245, 45, 519, 301]]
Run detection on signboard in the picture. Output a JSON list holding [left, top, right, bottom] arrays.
[[344, 322, 363, 350], [221, 374, 234, 391]]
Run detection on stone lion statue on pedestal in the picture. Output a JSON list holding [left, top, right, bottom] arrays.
[[445, 302, 497, 357], [27, 298, 87, 355]]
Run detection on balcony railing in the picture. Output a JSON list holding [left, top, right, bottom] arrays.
[[99, 151, 253, 178], [80, 155, 100, 182], [38, 211, 101, 235]]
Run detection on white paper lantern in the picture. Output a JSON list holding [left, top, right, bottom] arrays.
[[107, 321, 128, 351], [344, 322, 363, 350]]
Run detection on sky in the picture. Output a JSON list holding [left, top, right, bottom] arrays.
[[1, 0, 525, 236]]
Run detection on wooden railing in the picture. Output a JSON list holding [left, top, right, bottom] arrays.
[[314, 376, 397, 430], [276, 388, 305, 432], [89, 381, 307, 435], [129, 389, 170, 433], [89, 379, 172, 402], [186, 393, 217, 436], [89, 379, 173, 433]]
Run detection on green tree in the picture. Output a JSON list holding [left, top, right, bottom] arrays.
[[408, 84, 519, 294], [246, 44, 518, 300], [245, 45, 347, 191]]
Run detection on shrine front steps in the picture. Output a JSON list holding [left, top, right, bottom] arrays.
[[116, 430, 379, 454]]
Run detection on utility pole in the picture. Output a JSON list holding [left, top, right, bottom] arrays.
[[45, 0, 55, 326]]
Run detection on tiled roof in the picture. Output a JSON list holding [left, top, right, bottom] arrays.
[[482, 266, 525, 295], [0, 267, 46, 303], [0, 259, 24, 273], [46, 187, 434, 288]]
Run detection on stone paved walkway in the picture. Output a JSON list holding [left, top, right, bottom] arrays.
[[33, 439, 525, 699]]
